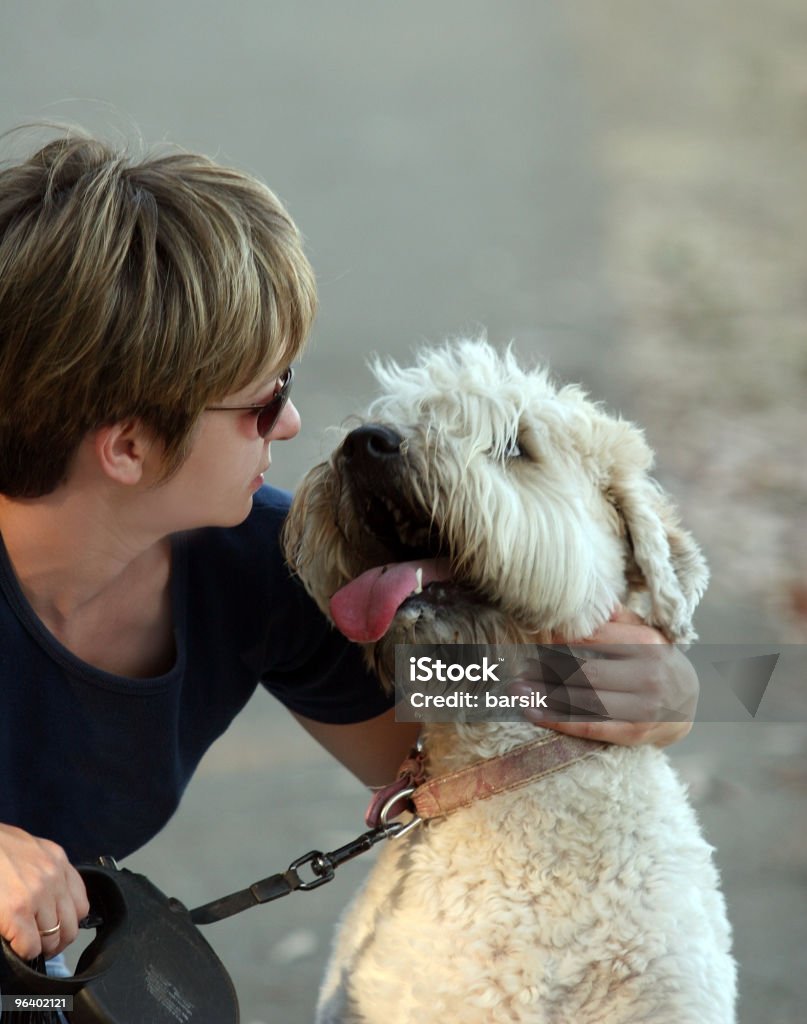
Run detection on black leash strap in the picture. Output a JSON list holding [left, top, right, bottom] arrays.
[[189, 871, 299, 924], [189, 824, 399, 925]]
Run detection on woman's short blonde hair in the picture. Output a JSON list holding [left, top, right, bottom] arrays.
[[0, 129, 317, 497]]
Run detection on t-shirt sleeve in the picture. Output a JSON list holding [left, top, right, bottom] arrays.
[[261, 574, 395, 723]]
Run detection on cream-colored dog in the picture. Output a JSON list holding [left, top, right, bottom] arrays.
[[284, 339, 736, 1023]]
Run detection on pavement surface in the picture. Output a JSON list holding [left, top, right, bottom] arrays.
[[1, 3, 804, 1022]]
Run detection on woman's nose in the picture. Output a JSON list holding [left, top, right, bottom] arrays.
[[268, 398, 301, 442]]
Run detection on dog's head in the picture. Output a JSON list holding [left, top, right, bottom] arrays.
[[283, 339, 708, 685]]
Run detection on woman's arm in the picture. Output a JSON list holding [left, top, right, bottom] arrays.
[[291, 709, 421, 788]]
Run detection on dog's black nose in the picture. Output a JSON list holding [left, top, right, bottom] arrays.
[[342, 424, 404, 465]]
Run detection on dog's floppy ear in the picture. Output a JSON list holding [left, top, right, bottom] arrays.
[[602, 419, 709, 642]]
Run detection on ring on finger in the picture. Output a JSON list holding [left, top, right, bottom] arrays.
[[38, 920, 61, 937]]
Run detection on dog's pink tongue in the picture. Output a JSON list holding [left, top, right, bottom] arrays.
[[330, 559, 452, 642]]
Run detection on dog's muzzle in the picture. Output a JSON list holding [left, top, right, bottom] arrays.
[[337, 424, 436, 559]]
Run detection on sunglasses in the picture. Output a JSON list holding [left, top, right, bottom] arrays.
[[206, 366, 294, 438]]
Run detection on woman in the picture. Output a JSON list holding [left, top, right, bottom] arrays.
[[0, 130, 697, 965]]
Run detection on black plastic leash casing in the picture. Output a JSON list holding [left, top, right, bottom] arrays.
[[0, 863, 239, 1024]]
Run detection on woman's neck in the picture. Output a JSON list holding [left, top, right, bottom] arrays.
[[0, 485, 163, 626], [0, 490, 175, 678]]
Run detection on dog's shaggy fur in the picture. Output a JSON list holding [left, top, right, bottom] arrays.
[[284, 339, 737, 1023]]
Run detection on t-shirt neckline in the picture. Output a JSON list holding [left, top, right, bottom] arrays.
[[0, 531, 188, 693]]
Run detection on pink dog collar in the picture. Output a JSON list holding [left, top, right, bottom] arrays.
[[366, 734, 608, 829]]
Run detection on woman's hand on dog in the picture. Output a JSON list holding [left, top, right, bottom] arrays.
[[515, 607, 699, 748]]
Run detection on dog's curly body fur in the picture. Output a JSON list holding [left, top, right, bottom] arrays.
[[284, 340, 736, 1023]]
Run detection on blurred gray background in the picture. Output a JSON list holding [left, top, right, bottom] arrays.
[[2, 2, 805, 1022]]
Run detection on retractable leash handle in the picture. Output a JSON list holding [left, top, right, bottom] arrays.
[[0, 861, 239, 1024], [0, 864, 121, 998]]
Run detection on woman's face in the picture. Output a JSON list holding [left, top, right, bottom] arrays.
[[149, 370, 301, 530]]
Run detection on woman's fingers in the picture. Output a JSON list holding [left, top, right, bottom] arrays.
[[49, 861, 89, 956], [35, 908, 64, 958], [0, 826, 89, 960]]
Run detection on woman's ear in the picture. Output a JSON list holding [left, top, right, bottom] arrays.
[[93, 421, 156, 485]]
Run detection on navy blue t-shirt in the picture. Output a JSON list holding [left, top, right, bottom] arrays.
[[0, 487, 392, 863]]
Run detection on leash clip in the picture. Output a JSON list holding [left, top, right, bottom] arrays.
[[287, 850, 335, 890], [379, 786, 423, 839]]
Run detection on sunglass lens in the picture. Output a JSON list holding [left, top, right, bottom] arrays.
[[256, 368, 293, 438]]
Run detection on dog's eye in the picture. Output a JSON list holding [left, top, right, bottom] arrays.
[[503, 438, 523, 459]]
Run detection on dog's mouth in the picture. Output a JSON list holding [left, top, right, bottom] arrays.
[[330, 558, 455, 642], [329, 478, 470, 642], [355, 491, 439, 561]]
